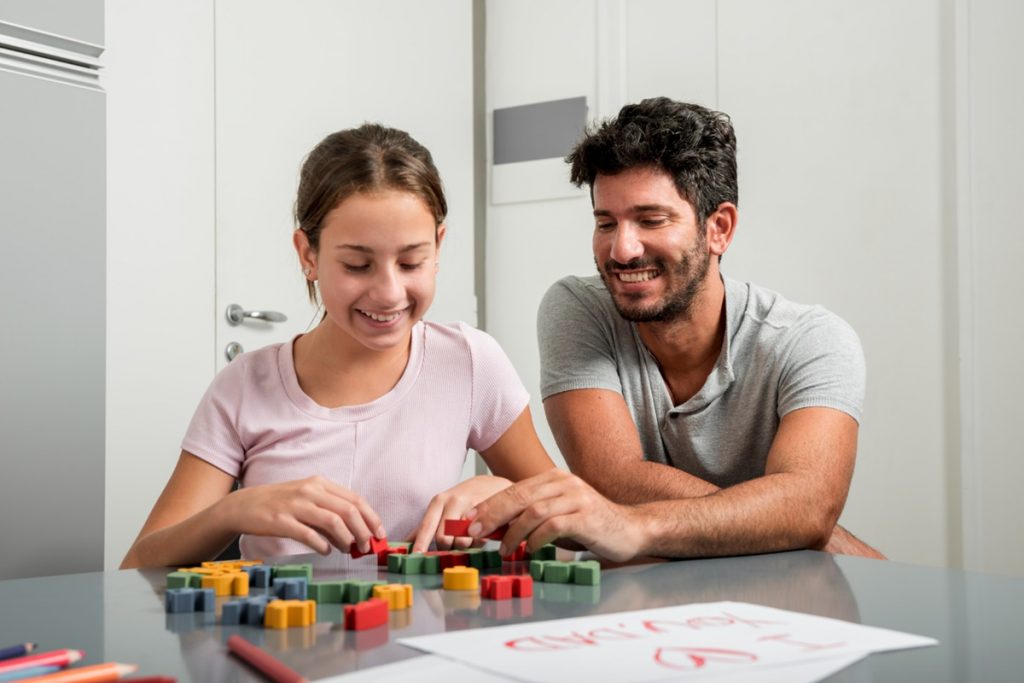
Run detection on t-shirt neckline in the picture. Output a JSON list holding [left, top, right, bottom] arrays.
[[277, 321, 426, 422]]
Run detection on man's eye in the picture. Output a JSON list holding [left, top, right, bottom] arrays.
[[640, 218, 667, 228], [343, 263, 369, 273], [595, 222, 615, 231]]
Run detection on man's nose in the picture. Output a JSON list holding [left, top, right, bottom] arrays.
[[609, 225, 644, 264]]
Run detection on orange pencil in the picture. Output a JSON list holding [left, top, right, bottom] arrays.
[[18, 663, 137, 683]]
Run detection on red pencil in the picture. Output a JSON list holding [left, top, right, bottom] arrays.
[[0, 650, 84, 676], [17, 662, 136, 682], [227, 636, 307, 683]]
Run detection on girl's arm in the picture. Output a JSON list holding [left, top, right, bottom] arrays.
[[120, 451, 384, 568], [410, 406, 554, 552]]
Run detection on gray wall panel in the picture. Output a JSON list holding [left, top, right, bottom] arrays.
[[0, 0, 103, 45], [0, 69, 105, 579]]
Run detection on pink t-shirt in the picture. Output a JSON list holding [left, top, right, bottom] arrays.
[[181, 320, 529, 566]]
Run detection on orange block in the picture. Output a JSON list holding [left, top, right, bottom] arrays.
[[443, 566, 479, 591], [264, 599, 316, 628], [372, 583, 413, 610], [201, 571, 248, 596]]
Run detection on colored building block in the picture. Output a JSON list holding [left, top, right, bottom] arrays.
[[541, 561, 572, 583], [481, 576, 513, 600], [483, 549, 503, 569], [377, 546, 407, 567], [442, 566, 479, 591], [264, 599, 316, 629], [343, 598, 389, 631], [529, 544, 558, 561], [372, 583, 413, 610], [529, 560, 550, 581], [308, 581, 346, 604], [464, 549, 486, 569], [401, 553, 426, 574], [165, 587, 216, 613], [443, 519, 471, 537], [510, 575, 533, 598], [388, 541, 412, 551], [421, 554, 441, 574], [166, 571, 202, 589], [272, 577, 308, 600], [350, 536, 389, 559], [245, 565, 272, 589], [344, 580, 387, 603], [387, 553, 406, 574], [221, 595, 270, 625], [572, 560, 601, 586], [273, 563, 313, 583], [202, 571, 248, 597], [502, 541, 528, 562], [439, 551, 469, 569]]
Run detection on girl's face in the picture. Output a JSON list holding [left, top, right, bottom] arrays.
[[295, 190, 443, 353]]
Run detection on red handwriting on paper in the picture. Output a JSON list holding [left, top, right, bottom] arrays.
[[642, 612, 784, 634], [653, 646, 758, 671], [505, 625, 646, 651], [758, 633, 846, 652]]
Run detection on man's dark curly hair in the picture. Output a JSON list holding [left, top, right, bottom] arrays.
[[567, 98, 737, 225]]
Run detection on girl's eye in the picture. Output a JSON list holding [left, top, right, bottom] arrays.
[[400, 261, 426, 271], [343, 263, 370, 273]]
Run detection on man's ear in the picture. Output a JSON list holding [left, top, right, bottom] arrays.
[[293, 229, 317, 278], [706, 203, 738, 259]]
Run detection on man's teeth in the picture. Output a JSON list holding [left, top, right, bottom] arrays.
[[617, 270, 658, 283], [361, 310, 402, 322]]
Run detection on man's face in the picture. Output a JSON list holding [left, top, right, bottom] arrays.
[[592, 167, 711, 323]]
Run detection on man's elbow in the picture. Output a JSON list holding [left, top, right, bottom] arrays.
[[801, 501, 844, 550]]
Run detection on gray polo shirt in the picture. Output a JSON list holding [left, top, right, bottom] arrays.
[[537, 275, 865, 488]]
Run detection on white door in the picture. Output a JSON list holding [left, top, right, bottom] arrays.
[[215, 0, 477, 369]]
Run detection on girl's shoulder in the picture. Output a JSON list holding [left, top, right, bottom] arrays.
[[421, 320, 503, 355]]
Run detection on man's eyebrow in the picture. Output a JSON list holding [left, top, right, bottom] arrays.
[[335, 242, 432, 253], [593, 204, 675, 216]]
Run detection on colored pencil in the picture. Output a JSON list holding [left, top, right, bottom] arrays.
[[17, 662, 136, 682], [0, 666, 60, 682], [0, 646, 36, 663], [119, 678, 176, 683], [227, 635, 307, 683], [0, 652, 83, 676]]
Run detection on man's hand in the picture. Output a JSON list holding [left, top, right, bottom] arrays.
[[465, 469, 647, 563], [409, 475, 511, 553]]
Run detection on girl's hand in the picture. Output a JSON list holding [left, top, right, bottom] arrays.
[[409, 475, 512, 553], [219, 475, 385, 556]]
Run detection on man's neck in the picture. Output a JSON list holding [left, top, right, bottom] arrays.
[[636, 272, 727, 406]]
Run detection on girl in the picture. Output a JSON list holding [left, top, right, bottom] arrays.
[[121, 124, 554, 568]]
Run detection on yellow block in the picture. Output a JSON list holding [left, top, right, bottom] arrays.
[[229, 571, 249, 596], [201, 559, 262, 569], [264, 600, 316, 629], [442, 566, 479, 591], [201, 574, 233, 596], [372, 583, 414, 610]]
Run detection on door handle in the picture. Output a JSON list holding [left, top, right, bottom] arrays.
[[225, 304, 287, 326]]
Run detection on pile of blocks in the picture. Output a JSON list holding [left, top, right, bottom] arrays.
[[529, 560, 601, 586]]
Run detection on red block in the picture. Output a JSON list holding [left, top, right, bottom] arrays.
[[376, 546, 407, 567], [437, 552, 469, 569], [443, 519, 471, 537], [510, 575, 533, 598], [502, 541, 528, 562], [486, 523, 510, 541], [343, 598, 389, 631], [482, 575, 513, 600], [350, 536, 389, 559]]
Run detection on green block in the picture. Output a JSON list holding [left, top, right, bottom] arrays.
[[388, 553, 406, 573], [308, 581, 345, 603], [529, 560, 549, 581], [465, 549, 485, 569], [530, 544, 557, 561], [166, 571, 202, 589], [571, 561, 601, 586], [345, 580, 386, 603], [543, 561, 572, 583], [422, 554, 441, 574], [402, 553, 425, 574], [274, 563, 313, 583], [483, 550, 502, 569], [388, 541, 412, 551]]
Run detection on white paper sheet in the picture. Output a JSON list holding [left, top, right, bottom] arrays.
[[398, 601, 935, 683]]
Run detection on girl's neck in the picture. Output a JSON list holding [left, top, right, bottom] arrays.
[[292, 320, 414, 408]]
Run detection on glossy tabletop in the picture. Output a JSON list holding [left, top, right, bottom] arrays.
[[0, 551, 1020, 681]]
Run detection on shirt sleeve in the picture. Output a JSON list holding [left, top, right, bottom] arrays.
[[776, 308, 866, 423], [462, 324, 531, 452], [180, 357, 248, 477], [537, 277, 624, 399]]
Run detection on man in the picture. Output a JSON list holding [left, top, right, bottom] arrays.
[[467, 98, 881, 561]]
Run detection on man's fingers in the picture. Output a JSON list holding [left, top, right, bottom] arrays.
[[468, 470, 580, 538]]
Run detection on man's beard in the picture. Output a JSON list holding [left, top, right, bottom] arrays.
[[597, 241, 710, 323]]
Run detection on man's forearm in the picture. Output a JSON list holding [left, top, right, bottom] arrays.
[[632, 472, 837, 558], [582, 458, 719, 503]]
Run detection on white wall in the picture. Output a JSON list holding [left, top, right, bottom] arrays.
[[104, 0, 215, 570], [486, 0, 1024, 576]]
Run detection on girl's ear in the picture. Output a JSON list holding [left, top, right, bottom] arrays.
[[434, 223, 447, 268], [293, 229, 317, 279]]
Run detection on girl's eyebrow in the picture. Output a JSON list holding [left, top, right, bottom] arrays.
[[335, 242, 432, 253]]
